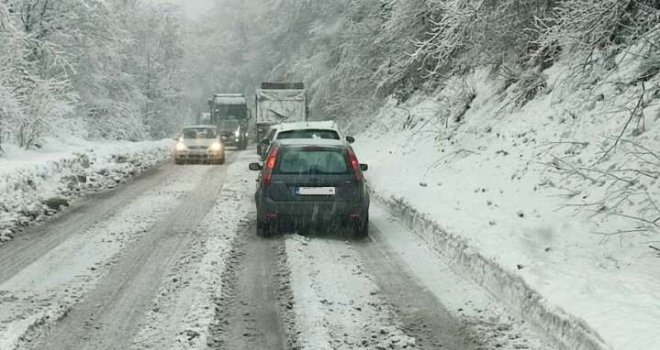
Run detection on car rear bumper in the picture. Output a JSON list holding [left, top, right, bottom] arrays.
[[257, 197, 369, 225]]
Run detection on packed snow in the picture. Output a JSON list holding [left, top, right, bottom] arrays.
[[285, 234, 416, 350], [0, 164, 200, 349], [367, 204, 554, 350], [132, 154, 256, 350]]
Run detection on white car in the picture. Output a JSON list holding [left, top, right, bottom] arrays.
[[258, 120, 355, 158], [173, 125, 225, 165]]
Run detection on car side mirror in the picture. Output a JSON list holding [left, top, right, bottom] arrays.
[[249, 162, 263, 171], [360, 163, 368, 172], [346, 136, 355, 144]]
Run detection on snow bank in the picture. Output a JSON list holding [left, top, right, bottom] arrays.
[[354, 54, 660, 350], [0, 137, 172, 243]]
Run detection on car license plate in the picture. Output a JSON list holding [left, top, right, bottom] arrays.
[[297, 187, 335, 195]]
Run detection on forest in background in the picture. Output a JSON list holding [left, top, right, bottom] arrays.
[[1, 0, 659, 150], [0, 0, 186, 147]]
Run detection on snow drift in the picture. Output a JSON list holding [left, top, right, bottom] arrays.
[[0, 138, 172, 243]]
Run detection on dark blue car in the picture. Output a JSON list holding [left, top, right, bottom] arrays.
[[249, 139, 370, 238]]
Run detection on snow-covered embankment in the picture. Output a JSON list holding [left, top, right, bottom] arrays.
[[0, 139, 172, 243], [354, 52, 660, 350]]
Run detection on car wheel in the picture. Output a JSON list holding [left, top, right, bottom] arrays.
[[352, 215, 369, 240], [256, 220, 267, 237], [257, 220, 277, 237], [238, 138, 248, 150]]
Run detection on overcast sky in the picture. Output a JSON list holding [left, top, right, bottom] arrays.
[[165, 0, 215, 19]]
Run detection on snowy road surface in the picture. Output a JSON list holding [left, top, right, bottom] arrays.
[[0, 150, 554, 350]]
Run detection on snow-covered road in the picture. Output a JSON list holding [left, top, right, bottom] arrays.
[[0, 149, 556, 350]]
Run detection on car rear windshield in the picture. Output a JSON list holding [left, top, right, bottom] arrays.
[[275, 147, 350, 175], [276, 129, 340, 140], [183, 128, 217, 139]]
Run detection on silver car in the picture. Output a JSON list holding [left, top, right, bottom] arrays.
[[173, 125, 225, 164]]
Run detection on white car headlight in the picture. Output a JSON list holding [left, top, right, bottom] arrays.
[[209, 142, 223, 151], [234, 128, 240, 137], [176, 142, 188, 151]]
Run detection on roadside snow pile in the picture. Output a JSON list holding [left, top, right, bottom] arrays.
[[354, 51, 660, 350], [0, 137, 172, 243]]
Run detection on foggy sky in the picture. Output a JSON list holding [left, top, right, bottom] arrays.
[[164, 0, 215, 18]]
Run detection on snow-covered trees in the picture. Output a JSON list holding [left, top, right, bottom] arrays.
[[2, 0, 658, 151], [0, 1, 76, 149], [0, 0, 187, 150], [188, 0, 658, 124]]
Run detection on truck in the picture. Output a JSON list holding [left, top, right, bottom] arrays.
[[254, 82, 307, 142], [208, 93, 250, 150]]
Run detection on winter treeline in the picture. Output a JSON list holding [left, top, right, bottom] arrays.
[[1, 0, 659, 152], [0, 0, 186, 151], [193, 0, 660, 126]]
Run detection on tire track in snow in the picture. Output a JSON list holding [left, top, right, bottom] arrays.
[[0, 163, 202, 350], [354, 234, 474, 350], [0, 162, 177, 285], [207, 225, 296, 350], [19, 153, 238, 350], [131, 151, 260, 350], [363, 204, 556, 350], [284, 234, 418, 350]]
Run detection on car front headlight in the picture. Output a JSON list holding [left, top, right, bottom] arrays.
[[234, 128, 240, 137], [209, 142, 223, 152], [176, 142, 188, 151]]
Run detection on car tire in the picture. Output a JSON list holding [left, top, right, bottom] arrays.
[[256, 220, 267, 237], [257, 220, 276, 237], [238, 138, 248, 150], [352, 215, 369, 240]]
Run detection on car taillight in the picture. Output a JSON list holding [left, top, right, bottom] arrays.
[[263, 146, 279, 187], [347, 148, 363, 182]]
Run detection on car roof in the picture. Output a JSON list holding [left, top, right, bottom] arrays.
[[273, 138, 348, 148], [276, 120, 338, 133], [183, 125, 217, 129]]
